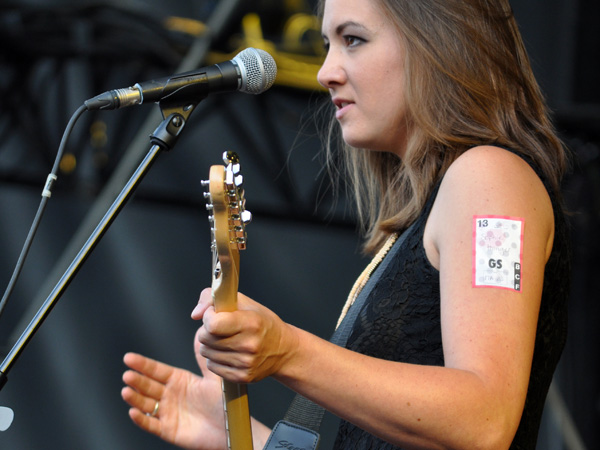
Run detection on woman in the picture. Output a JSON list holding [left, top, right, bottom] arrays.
[[121, 0, 571, 448]]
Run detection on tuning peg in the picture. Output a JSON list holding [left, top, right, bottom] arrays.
[[241, 210, 252, 224], [201, 180, 209, 187], [223, 151, 241, 174], [223, 151, 240, 165], [224, 168, 234, 187], [236, 237, 247, 250], [234, 174, 244, 188]]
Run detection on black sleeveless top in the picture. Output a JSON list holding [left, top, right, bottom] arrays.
[[332, 152, 570, 449]]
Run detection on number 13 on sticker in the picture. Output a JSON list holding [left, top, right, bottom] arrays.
[[473, 216, 524, 291]]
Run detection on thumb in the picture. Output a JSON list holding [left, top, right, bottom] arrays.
[[191, 287, 213, 320]]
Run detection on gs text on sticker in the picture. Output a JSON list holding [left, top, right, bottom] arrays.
[[473, 216, 524, 291]]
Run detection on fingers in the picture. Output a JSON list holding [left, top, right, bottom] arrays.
[[201, 307, 238, 337], [121, 385, 160, 416], [201, 306, 264, 340], [204, 358, 254, 384], [127, 406, 162, 437], [122, 366, 165, 401], [123, 352, 174, 385], [192, 289, 284, 383], [196, 309, 254, 369], [194, 329, 212, 376], [122, 353, 172, 419], [194, 315, 249, 383]]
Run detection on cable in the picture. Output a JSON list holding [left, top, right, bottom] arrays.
[[0, 103, 87, 318]]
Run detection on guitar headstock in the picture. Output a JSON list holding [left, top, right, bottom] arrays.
[[202, 151, 252, 289]]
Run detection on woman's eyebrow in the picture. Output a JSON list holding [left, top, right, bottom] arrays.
[[322, 20, 368, 40]]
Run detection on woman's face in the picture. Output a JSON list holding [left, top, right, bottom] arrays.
[[318, 0, 409, 157]]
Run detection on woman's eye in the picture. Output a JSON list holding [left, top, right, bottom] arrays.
[[344, 35, 365, 47]]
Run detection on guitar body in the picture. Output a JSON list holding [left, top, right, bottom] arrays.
[[205, 153, 253, 450]]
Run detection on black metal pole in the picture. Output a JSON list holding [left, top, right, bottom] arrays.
[[0, 111, 188, 387]]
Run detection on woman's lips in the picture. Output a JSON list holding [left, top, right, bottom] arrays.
[[333, 98, 354, 119]]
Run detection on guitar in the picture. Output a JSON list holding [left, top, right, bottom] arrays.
[[203, 151, 254, 450]]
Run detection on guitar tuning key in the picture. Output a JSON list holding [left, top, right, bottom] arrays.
[[241, 210, 252, 224], [223, 151, 240, 174], [224, 169, 234, 188], [201, 180, 210, 196], [234, 174, 243, 188], [223, 151, 241, 175], [236, 240, 247, 251], [223, 151, 240, 165]]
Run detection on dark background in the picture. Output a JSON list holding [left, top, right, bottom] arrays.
[[0, 0, 598, 449]]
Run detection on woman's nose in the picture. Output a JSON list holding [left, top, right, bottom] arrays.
[[317, 51, 346, 89]]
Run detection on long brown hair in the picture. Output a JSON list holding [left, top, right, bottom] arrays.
[[318, 0, 569, 254]]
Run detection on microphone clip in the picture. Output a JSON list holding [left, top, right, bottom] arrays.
[[149, 112, 189, 152]]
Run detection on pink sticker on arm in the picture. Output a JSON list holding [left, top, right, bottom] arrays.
[[472, 216, 524, 291]]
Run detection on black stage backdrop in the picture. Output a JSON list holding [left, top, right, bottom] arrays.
[[0, 0, 598, 449]]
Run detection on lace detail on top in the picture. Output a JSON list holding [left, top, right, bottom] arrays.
[[333, 183, 443, 450], [332, 151, 570, 450]]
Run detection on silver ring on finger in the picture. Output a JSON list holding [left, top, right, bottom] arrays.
[[147, 400, 159, 418]]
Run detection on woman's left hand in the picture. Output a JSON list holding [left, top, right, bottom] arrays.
[[192, 288, 298, 384], [121, 346, 229, 450]]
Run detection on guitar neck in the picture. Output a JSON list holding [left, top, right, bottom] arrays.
[[212, 273, 254, 450], [207, 156, 254, 450], [222, 380, 253, 450]]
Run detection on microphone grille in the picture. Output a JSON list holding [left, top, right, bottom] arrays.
[[234, 48, 277, 94]]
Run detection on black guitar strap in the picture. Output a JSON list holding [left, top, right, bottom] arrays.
[[264, 224, 415, 449]]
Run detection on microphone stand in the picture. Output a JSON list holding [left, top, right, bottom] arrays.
[[0, 103, 195, 391]]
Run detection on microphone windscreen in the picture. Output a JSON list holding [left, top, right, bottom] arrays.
[[234, 48, 277, 94]]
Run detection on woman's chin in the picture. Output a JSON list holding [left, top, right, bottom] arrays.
[[341, 131, 369, 150]]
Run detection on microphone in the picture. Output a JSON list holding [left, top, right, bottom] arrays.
[[85, 47, 277, 111]]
